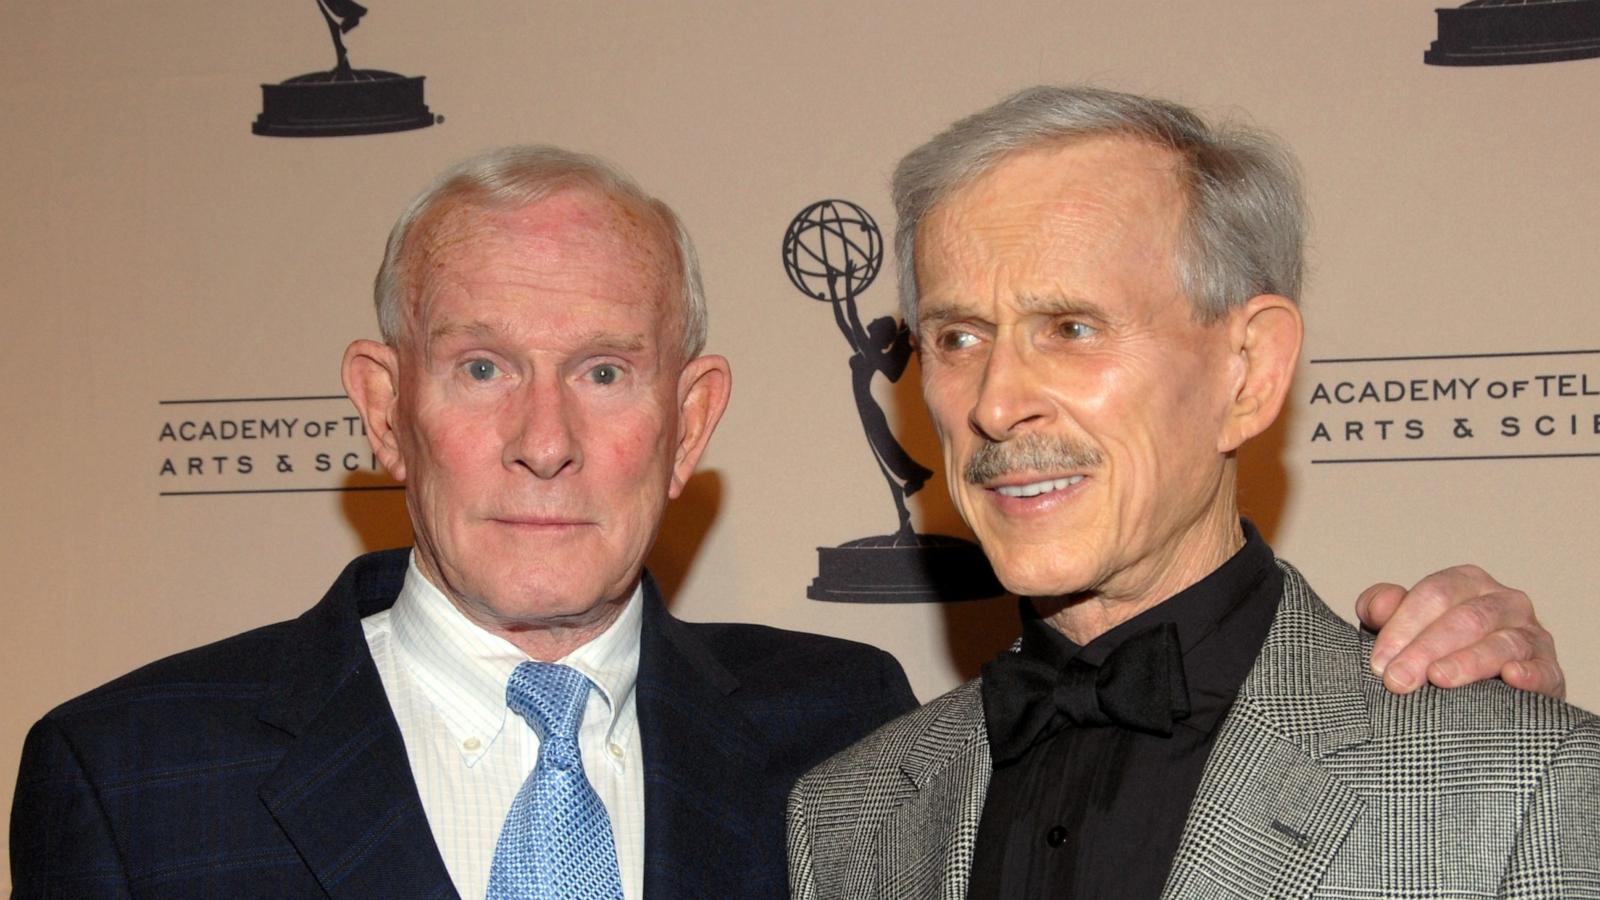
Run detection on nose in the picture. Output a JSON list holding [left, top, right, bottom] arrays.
[[968, 334, 1052, 443], [504, 375, 580, 479]]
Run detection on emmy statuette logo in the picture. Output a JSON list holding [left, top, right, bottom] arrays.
[[253, 0, 438, 137], [1426, 0, 1600, 66], [781, 200, 1002, 603]]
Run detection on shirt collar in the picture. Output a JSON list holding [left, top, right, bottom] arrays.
[[390, 552, 643, 763]]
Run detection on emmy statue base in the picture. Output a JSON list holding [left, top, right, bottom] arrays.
[[1426, 0, 1600, 66], [809, 533, 1004, 603], [253, 70, 435, 137]]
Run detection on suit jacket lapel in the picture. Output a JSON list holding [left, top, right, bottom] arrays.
[[806, 679, 992, 896], [636, 577, 781, 898], [256, 554, 459, 900], [1162, 561, 1370, 900], [875, 681, 992, 900]]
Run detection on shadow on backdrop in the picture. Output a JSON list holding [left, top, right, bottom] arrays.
[[647, 469, 724, 608], [886, 360, 1022, 680], [339, 470, 411, 552], [885, 354, 967, 538], [1237, 404, 1292, 545]]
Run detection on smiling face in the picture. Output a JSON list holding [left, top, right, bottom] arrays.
[[914, 135, 1247, 613], [344, 187, 729, 655]]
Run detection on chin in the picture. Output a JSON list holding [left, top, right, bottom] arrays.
[[504, 579, 600, 613], [986, 558, 1079, 599]]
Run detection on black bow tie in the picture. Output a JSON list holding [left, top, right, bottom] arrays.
[[981, 622, 1191, 764]]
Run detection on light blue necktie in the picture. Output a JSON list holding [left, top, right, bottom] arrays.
[[487, 661, 625, 900]]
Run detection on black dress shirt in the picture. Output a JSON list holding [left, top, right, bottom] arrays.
[[968, 521, 1283, 899]]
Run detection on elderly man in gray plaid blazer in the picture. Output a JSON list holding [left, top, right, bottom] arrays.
[[787, 86, 1600, 899]]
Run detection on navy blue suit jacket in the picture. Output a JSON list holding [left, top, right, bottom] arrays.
[[11, 550, 917, 898]]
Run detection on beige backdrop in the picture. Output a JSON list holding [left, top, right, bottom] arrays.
[[5, 1, 1598, 885]]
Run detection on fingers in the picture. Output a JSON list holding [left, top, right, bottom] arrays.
[[1378, 592, 1508, 692], [1355, 582, 1405, 632], [1360, 564, 1565, 697], [1501, 657, 1567, 701], [1362, 563, 1564, 695], [1379, 595, 1560, 701], [1414, 619, 1543, 688], [1363, 573, 1469, 681]]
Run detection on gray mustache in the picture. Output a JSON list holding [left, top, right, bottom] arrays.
[[964, 434, 1102, 485]]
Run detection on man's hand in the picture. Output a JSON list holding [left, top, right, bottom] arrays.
[[1356, 565, 1564, 699]]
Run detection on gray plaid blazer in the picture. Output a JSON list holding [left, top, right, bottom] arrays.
[[788, 561, 1600, 898]]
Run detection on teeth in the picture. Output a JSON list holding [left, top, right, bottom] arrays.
[[995, 475, 1084, 498]]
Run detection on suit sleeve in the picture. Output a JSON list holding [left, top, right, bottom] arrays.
[[11, 716, 134, 899], [1498, 716, 1600, 898], [786, 779, 820, 900]]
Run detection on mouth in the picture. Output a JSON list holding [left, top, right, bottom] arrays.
[[990, 475, 1086, 499], [491, 516, 593, 528]]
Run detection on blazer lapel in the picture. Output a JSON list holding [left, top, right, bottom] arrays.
[[636, 578, 782, 898], [1162, 562, 1370, 900], [256, 556, 459, 900], [875, 681, 992, 900]]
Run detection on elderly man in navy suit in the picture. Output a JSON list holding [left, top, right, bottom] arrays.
[[11, 145, 1569, 899]]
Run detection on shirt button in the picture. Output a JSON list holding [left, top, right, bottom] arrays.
[[463, 737, 482, 752], [1044, 826, 1068, 848], [607, 743, 624, 759]]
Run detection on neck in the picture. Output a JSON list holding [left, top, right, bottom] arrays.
[[487, 601, 629, 661], [1036, 499, 1244, 645]]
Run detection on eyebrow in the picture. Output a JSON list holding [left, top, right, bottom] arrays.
[[425, 320, 649, 355], [916, 293, 1101, 330], [574, 332, 648, 355], [914, 303, 967, 332], [1013, 293, 1102, 318], [427, 320, 504, 345]]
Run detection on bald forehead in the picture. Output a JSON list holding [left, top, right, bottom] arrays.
[[400, 186, 685, 343], [411, 187, 679, 285]]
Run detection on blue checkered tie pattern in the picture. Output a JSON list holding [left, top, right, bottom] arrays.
[[487, 661, 624, 900]]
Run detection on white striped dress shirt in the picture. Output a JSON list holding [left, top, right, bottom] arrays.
[[362, 554, 645, 900]]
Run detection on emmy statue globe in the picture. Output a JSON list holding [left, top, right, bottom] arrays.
[[781, 199, 1002, 603], [253, 0, 436, 137]]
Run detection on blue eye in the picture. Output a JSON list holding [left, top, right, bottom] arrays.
[[589, 364, 621, 385], [464, 359, 499, 381]]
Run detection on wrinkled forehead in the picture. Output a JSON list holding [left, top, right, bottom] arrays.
[[928, 136, 1183, 243], [402, 186, 684, 339], [914, 135, 1188, 299]]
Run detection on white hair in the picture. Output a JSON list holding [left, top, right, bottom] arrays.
[[893, 85, 1306, 329], [373, 145, 708, 358]]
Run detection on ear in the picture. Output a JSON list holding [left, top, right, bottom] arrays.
[[668, 354, 732, 499], [342, 339, 409, 483], [1217, 294, 1302, 453]]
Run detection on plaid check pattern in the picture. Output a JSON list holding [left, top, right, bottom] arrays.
[[788, 561, 1600, 899], [488, 662, 624, 900]]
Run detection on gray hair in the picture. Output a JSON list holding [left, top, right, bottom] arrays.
[[373, 145, 708, 358], [893, 85, 1305, 329]]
